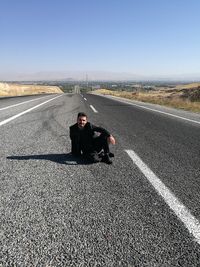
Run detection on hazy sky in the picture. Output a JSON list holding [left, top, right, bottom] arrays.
[[1, 0, 200, 79]]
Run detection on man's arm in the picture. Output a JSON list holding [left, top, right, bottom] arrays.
[[91, 124, 116, 144], [91, 124, 110, 137]]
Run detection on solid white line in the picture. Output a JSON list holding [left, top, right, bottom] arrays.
[[84, 98, 87, 101], [90, 105, 98, 113], [106, 95, 200, 125], [126, 149, 200, 245], [0, 94, 63, 127], [0, 95, 50, 111]]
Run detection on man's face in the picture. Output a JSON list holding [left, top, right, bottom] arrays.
[[77, 116, 87, 129]]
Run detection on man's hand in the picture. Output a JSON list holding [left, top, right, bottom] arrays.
[[107, 135, 116, 145]]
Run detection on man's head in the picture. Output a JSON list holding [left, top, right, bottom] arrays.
[[77, 112, 88, 129]]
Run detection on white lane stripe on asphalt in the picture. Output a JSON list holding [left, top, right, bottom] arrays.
[[106, 95, 200, 125], [126, 149, 200, 245], [90, 105, 98, 113], [0, 94, 63, 127], [84, 98, 87, 101], [0, 95, 50, 111]]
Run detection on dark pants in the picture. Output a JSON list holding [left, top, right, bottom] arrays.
[[93, 135, 110, 154], [84, 135, 110, 163]]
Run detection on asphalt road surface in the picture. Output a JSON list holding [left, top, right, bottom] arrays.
[[1, 93, 200, 267]]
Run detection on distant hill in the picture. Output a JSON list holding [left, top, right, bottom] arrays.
[[1, 71, 200, 82], [0, 82, 63, 97]]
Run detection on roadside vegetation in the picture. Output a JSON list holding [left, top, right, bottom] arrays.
[[91, 84, 200, 113], [0, 82, 62, 97]]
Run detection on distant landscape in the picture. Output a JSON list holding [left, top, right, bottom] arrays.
[[0, 80, 200, 112], [1, 70, 200, 82]]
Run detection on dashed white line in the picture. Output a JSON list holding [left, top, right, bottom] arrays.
[[0, 95, 50, 111], [0, 94, 63, 127], [90, 105, 98, 113], [126, 149, 200, 245], [84, 98, 87, 101]]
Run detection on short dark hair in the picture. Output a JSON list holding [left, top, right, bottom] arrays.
[[77, 112, 87, 118]]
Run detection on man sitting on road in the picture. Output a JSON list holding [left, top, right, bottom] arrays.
[[70, 112, 115, 164]]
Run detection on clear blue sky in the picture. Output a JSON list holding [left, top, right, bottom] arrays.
[[1, 0, 200, 79]]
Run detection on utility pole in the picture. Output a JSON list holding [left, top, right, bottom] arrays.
[[86, 73, 88, 91]]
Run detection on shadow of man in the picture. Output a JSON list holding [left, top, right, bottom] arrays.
[[7, 153, 91, 165]]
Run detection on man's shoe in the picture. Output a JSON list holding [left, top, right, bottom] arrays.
[[109, 152, 114, 158], [102, 154, 112, 164]]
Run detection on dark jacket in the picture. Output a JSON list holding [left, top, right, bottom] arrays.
[[70, 122, 110, 156]]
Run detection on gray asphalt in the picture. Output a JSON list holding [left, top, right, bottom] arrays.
[[0, 93, 200, 266]]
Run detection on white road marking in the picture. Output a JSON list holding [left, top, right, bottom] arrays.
[[0, 95, 50, 111], [105, 95, 200, 125], [0, 94, 63, 127], [84, 98, 87, 101], [126, 149, 200, 245], [90, 105, 98, 113]]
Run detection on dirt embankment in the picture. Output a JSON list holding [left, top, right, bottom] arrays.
[[0, 82, 63, 97], [91, 83, 200, 112]]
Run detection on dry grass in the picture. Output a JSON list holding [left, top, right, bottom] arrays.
[[175, 82, 200, 89], [0, 82, 63, 97], [92, 88, 200, 113]]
